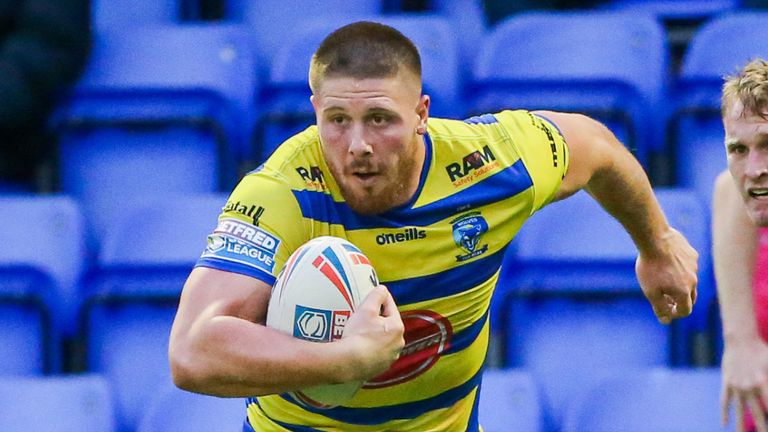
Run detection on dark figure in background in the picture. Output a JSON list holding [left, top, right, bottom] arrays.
[[0, 0, 91, 191]]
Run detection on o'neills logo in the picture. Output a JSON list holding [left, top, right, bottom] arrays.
[[445, 145, 500, 186], [363, 310, 452, 388], [375, 228, 426, 245], [222, 200, 264, 225]]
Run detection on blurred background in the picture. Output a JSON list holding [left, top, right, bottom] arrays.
[[0, 0, 761, 430]]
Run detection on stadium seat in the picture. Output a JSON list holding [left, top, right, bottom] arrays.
[[479, 368, 543, 432], [225, 0, 381, 77], [55, 24, 257, 249], [670, 12, 768, 202], [0, 195, 86, 374], [137, 382, 246, 432], [256, 14, 461, 161], [0, 374, 115, 431], [92, 0, 180, 31], [561, 367, 731, 432], [427, 0, 487, 77], [470, 11, 669, 169], [495, 188, 708, 431], [78, 194, 226, 432], [603, 0, 740, 20]]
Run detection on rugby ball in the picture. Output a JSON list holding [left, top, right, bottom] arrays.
[[266, 236, 379, 408]]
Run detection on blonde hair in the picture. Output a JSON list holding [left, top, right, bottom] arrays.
[[722, 58, 768, 119]]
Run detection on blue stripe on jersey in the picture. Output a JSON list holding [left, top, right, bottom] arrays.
[[444, 310, 489, 356], [465, 378, 482, 432], [246, 399, 325, 432], [463, 114, 499, 125], [291, 159, 532, 230], [386, 247, 506, 305], [394, 130, 433, 211], [195, 258, 277, 285], [276, 367, 484, 425]]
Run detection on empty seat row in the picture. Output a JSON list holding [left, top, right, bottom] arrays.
[[0, 367, 728, 432]]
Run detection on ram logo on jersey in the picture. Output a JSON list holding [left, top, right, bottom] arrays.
[[445, 145, 500, 186]]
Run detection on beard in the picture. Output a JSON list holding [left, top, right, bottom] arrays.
[[327, 153, 419, 216]]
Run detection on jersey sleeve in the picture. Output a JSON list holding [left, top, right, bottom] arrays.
[[494, 110, 570, 214], [195, 171, 308, 285]]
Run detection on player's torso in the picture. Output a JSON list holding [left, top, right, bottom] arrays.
[[246, 113, 549, 431]]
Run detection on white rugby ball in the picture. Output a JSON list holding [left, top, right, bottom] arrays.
[[266, 236, 379, 408]]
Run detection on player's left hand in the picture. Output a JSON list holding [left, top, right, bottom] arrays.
[[635, 227, 699, 324]]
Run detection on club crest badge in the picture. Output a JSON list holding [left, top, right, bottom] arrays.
[[451, 212, 489, 262]]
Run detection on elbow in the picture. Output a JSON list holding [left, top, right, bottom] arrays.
[[169, 341, 209, 393]]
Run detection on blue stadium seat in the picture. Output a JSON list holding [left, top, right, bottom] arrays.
[[225, 0, 381, 77], [427, 0, 487, 77], [137, 383, 246, 432], [0, 374, 115, 431], [55, 24, 257, 249], [92, 0, 180, 31], [562, 367, 731, 432], [470, 11, 669, 169], [79, 194, 226, 432], [256, 15, 461, 161], [603, 0, 740, 20], [495, 188, 708, 431], [479, 368, 543, 432], [0, 195, 85, 374], [670, 12, 768, 204]]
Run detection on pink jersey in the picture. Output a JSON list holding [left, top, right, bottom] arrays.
[[746, 228, 768, 432], [755, 228, 768, 341]]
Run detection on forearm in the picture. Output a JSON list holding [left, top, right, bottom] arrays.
[[171, 313, 355, 397], [585, 137, 670, 255], [712, 172, 760, 343]]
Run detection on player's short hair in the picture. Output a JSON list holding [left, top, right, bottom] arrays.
[[722, 58, 768, 119], [309, 21, 422, 93]]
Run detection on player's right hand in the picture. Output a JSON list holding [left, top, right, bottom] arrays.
[[721, 337, 768, 432], [341, 285, 405, 381]]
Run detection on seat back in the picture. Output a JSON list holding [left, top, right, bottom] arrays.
[[137, 382, 246, 432], [496, 188, 707, 430], [562, 368, 731, 432], [93, 0, 179, 31], [0, 374, 115, 431], [479, 368, 543, 432], [81, 194, 225, 432], [58, 25, 256, 246], [225, 0, 380, 76], [471, 11, 668, 166], [0, 195, 85, 373]]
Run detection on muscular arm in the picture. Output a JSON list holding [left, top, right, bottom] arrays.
[[537, 110, 698, 323], [169, 267, 402, 397], [713, 170, 768, 430]]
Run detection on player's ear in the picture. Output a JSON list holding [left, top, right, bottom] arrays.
[[416, 95, 430, 135]]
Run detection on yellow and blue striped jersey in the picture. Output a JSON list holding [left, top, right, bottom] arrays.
[[196, 110, 569, 431]]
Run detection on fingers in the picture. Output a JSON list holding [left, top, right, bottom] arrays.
[[723, 387, 732, 426], [750, 397, 767, 432], [649, 293, 673, 324], [358, 285, 390, 313], [736, 397, 744, 432], [650, 289, 695, 324], [377, 285, 399, 318]]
